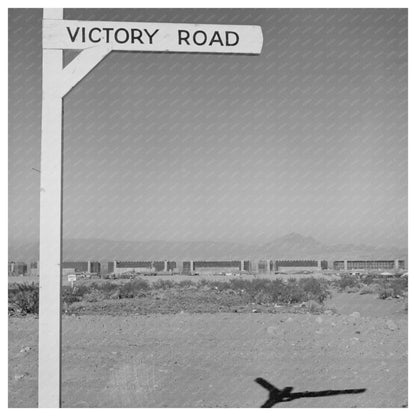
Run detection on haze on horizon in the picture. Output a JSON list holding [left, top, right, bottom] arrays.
[[9, 9, 407, 250]]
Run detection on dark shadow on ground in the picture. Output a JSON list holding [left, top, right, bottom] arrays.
[[255, 377, 366, 408]]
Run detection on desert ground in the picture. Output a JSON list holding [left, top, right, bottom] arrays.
[[9, 287, 407, 408]]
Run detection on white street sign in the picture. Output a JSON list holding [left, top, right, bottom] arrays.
[[43, 20, 263, 54], [38, 8, 262, 408]]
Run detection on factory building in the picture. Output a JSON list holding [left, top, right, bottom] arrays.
[[255, 260, 327, 274], [333, 260, 405, 271], [29, 261, 38, 276], [108, 260, 176, 275], [62, 261, 101, 276], [8, 261, 27, 276], [274, 260, 327, 272], [182, 260, 249, 275], [257, 260, 274, 274]]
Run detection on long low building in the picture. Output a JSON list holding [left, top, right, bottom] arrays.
[[333, 260, 405, 271], [273, 260, 328, 272], [62, 261, 101, 276], [254, 260, 328, 273], [8, 261, 28, 276], [108, 260, 177, 275], [183, 260, 250, 275]]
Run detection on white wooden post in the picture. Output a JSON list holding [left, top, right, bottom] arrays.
[[38, 8, 64, 408], [39, 9, 113, 407]]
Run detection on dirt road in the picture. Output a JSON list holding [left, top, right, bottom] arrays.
[[9, 294, 407, 407]]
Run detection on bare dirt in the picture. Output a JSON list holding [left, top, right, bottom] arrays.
[[9, 293, 407, 408]]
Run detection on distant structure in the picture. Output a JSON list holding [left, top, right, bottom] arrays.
[[333, 260, 405, 271], [62, 261, 101, 276], [108, 260, 176, 275], [254, 260, 327, 274], [8, 261, 27, 276], [7, 257, 406, 278], [274, 260, 328, 272], [257, 260, 274, 274], [29, 261, 38, 276], [182, 260, 249, 275]]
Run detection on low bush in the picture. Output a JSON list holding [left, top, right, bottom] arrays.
[[209, 281, 232, 291], [8, 283, 39, 314], [359, 285, 375, 295], [299, 277, 330, 303], [337, 275, 360, 291], [178, 279, 196, 288], [83, 289, 106, 302], [152, 279, 175, 290], [254, 290, 274, 304], [344, 285, 360, 293], [305, 300, 324, 314], [378, 288, 395, 299], [89, 282, 119, 296], [361, 274, 377, 285], [62, 284, 96, 304], [389, 278, 408, 297], [8, 276, 333, 315]]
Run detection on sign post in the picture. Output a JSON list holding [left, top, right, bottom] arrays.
[[39, 8, 262, 407]]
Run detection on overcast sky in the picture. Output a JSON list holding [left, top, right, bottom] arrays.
[[9, 8, 407, 248]]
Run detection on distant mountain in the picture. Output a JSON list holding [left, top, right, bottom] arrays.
[[8, 233, 407, 264], [259, 233, 407, 263], [259, 233, 327, 257]]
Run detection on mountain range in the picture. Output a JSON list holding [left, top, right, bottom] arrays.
[[8, 233, 408, 264]]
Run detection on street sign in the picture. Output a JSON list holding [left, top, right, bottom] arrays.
[[43, 20, 263, 54], [38, 8, 262, 408], [67, 274, 76, 282]]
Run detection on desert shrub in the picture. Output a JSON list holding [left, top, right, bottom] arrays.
[[227, 277, 329, 305], [361, 274, 377, 285], [305, 300, 324, 313], [207, 280, 232, 291], [178, 279, 196, 288], [62, 285, 91, 304], [378, 288, 394, 299], [72, 285, 91, 298], [89, 281, 119, 296], [389, 278, 408, 297], [359, 285, 375, 295], [254, 290, 274, 304], [299, 278, 330, 303], [373, 276, 407, 299], [8, 283, 39, 314], [228, 278, 253, 292], [344, 285, 360, 293], [83, 289, 106, 302], [268, 279, 291, 303], [196, 278, 210, 288], [120, 278, 150, 297], [337, 275, 360, 291], [284, 282, 306, 304], [152, 279, 174, 290]]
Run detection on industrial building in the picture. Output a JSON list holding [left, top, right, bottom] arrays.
[[29, 261, 38, 276], [254, 260, 327, 274], [62, 261, 101, 276], [108, 260, 176, 275], [274, 260, 328, 272], [8, 261, 27, 276], [257, 260, 274, 274], [333, 260, 405, 271], [182, 260, 250, 275]]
